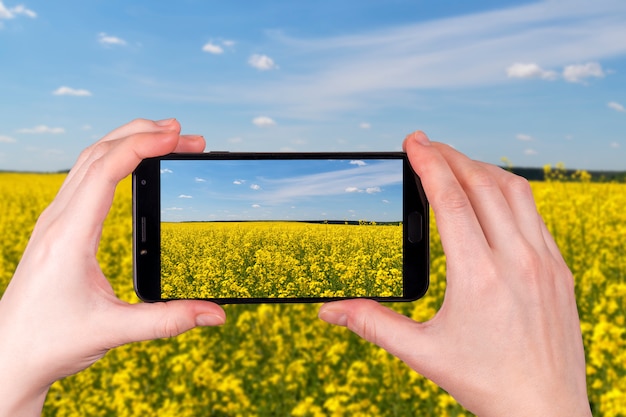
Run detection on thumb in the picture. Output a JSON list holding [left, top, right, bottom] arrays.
[[106, 300, 226, 346], [318, 299, 434, 366]]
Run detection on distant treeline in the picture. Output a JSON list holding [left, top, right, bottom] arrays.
[[507, 167, 626, 183], [0, 169, 70, 174], [172, 220, 402, 226], [298, 220, 401, 226], [2, 167, 626, 182]]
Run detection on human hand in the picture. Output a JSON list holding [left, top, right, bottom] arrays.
[[319, 132, 592, 416], [0, 119, 226, 416]]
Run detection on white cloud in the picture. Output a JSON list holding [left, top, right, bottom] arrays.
[[190, 1, 626, 118], [350, 160, 367, 166], [248, 54, 278, 70], [156, 1, 626, 121], [0, 135, 16, 143], [178, 194, 193, 199], [194, 177, 206, 182], [507, 61, 606, 84], [24, 146, 64, 158], [52, 86, 92, 97], [252, 204, 261, 208], [359, 122, 372, 129], [252, 116, 276, 127], [202, 42, 223, 54], [0, 2, 36, 19], [165, 207, 183, 211], [562, 62, 605, 84], [610, 142, 620, 149], [98, 32, 127, 46], [250, 184, 261, 190], [515, 133, 534, 141], [608, 101, 626, 113], [234, 160, 401, 205], [233, 180, 245, 185], [366, 187, 381, 194], [17, 125, 65, 134], [506, 63, 557, 80], [13, 4, 34, 18], [524, 148, 538, 155], [382, 199, 390, 204], [203, 39, 234, 53], [160, 168, 173, 174]]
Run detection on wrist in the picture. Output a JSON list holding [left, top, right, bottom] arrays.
[[453, 375, 592, 417], [471, 389, 593, 417], [0, 377, 48, 417], [0, 340, 50, 417]]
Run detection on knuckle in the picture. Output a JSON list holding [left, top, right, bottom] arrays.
[[157, 303, 194, 339], [464, 165, 498, 191], [504, 174, 533, 198], [352, 314, 379, 345], [343, 301, 381, 344], [162, 321, 183, 339], [512, 243, 544, 280], [436, 186, 471, 212], [159, 314, 186, 339], [80, 140, 112, 165], [129, 117, 153, 128], [81, 152, 109, 184]]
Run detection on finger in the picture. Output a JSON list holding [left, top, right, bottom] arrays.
[[539, 220, 572, 272], [477, 162, 550, 252], [173, 134, 206, 153], [50, 119, 180, 219], [105, 300, 226, 347], [61, 119, 181, 191], [100, 118, 179, 142], [318, 299, 435, 370], [57, 129, 184, 242], [479, 163, 569, 267], [432, 144, 531, 252], [402, 132, 491, 266]]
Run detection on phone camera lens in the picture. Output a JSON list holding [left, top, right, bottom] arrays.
[[141, 179, 147, 185]]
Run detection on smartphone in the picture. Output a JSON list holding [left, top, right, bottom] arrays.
[[133, 152, 428, 304]]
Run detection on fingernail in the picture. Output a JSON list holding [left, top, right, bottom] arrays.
[[318, 308, 348, 327], [196, 313, 225, 327], [409, 130, 430, 146], [155, 118, 176, 127], [182, 134, 204, 141]]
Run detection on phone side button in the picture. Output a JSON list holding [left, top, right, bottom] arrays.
[[408, 211, 423, 243], [141, 216, 147, 243]]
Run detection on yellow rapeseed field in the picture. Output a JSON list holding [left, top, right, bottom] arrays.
[[161, 221, 403, 300], [0, 172, 624, 416]]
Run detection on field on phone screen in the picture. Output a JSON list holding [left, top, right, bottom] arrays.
[[1, 172, 625, 416], [161, 221, 403, 299]]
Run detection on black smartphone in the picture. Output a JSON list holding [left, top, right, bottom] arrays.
[[133, 152, 429, 304]]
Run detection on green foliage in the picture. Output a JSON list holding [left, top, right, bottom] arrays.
[[543, 162, 592, 182]]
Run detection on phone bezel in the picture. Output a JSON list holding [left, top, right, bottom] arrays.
[[133, 152, 429, 304]]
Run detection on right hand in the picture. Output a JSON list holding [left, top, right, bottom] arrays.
[[319, 131, 591, 416]]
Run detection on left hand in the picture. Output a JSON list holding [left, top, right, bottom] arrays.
[[0, 119, 226, 416]]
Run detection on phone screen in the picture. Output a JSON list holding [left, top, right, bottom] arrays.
[[133, 153, 429, 303]]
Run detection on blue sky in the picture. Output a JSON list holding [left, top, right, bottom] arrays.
[[1, 0, 626, 172], [160, 158, 403, 222]]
